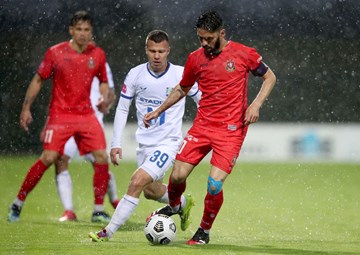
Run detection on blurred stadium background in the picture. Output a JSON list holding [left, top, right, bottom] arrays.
[[0, 0, 359, 163]]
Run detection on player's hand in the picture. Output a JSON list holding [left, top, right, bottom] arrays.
[[244, 103, 260, 126], [143, 111, 160, 128], [20, 109, 33, 132], [110, 147, 123, 166], [96, 96, 109, 114]]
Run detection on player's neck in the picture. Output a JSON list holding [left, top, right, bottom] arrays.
[[148, 62, 169, 76], [69, 39, 88, 53]]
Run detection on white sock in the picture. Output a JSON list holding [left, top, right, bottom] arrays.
[[13, 197, 24, 208], [180, 194, 186, 210], [156, 185, 168, 203], [105, 194, 139, 238], [94, 204, 105, 212], [56, 170, 73, 211], [107, 171, 119, 202]]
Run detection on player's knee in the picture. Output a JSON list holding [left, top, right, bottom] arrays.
[[207, 176, 223, 195], [93, 150, 108, 164], [40, 151, 58, 166], [143, 188, 155, 200]]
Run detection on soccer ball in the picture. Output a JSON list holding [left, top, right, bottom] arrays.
[[144, 214, 176, 245]]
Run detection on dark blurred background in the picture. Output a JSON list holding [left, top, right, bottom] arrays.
[[0, 0, 359, 154]]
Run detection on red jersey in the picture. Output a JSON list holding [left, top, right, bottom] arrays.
[[180, 41, 262, 129], [38, 41, 107, 115]]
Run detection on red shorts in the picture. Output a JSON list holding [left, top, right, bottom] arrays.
[[42, 113, 106, 155], [176, 123, 248, 174]]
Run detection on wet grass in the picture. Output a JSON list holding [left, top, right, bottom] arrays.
[[0, 156, 359, 255]]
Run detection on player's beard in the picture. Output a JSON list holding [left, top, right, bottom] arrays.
[[203, 37, 221, 56]]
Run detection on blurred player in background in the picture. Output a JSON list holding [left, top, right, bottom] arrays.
[[49, 62, 120, 222], [89, 30, 201, 242], [8, 10, 112, 223], [144, 11, 277, 245]]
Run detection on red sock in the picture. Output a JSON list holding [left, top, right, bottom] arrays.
[[17, 159, 49, 201], [200, 190, 224, 230], [168, 177, 186, 207], [93, 163, 109, 205]]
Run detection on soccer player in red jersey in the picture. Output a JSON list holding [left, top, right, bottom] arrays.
[[8, 11, 112, 223], [144, 10, 277, 244]]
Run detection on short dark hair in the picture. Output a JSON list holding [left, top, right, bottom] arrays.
[[145, 30, 169, 45], [70, 10, 92, 26], [196, 11, 223, 32]]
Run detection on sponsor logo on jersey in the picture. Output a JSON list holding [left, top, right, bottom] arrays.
[[139, 97, 163, 105], [200, 63, 208, 68], [88, 57, 95, 69], [225, 59, 236, 72]]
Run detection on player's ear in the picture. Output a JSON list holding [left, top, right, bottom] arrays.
[[69, 26, 74, 36], [220, 29, 225, 37]]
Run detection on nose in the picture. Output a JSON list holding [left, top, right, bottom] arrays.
[[200, 38, 208, 47]]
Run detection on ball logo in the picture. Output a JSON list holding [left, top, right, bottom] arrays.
[[225, 59, 235, 72]]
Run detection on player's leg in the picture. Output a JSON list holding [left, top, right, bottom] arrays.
[[144, 179, 195, 231], [187, 127, 246, 245], [187, 166, 228, 245], [107, 171, 120, 208], [90, 149, 111, 223], [55, 137, 78, 222], [8, 150, 59, 222], [85, 153, 120, 209], [90, 144, 173, 241], [89, 167, 152, 241], [75, 114, 110, 223]]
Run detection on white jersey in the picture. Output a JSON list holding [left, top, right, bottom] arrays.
[[63, 63, 115, 158], [111, 62, 200, 148], [90, 62, 115, 123]]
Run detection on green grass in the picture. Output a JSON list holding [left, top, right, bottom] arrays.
[[0, 156, 359, 255]]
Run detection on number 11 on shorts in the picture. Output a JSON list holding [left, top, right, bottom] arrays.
[[44, 129, 54, 143]]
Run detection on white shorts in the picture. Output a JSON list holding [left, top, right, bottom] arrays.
[[63, 137, 95, 162], [136, 138, 182, 181]]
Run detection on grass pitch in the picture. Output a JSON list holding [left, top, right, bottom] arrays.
[[0, 156, 359, 255]]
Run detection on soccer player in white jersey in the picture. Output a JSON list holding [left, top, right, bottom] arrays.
[[51, 63, 120, 222], [89, 30, 201, 242]]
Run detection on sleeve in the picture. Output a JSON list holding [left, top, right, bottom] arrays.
[[187, 82, 202, 106], [37, 48, 54, 80], [111, 69, 136, 148], [105, 62, 115, 89], [97, 50, 108, 83], [247, 47, 263, 71], [110, 96, 132, 149], [180, 53, 198, 87]]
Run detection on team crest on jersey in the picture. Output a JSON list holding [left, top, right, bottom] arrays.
[[225, 59, 236, 72], [166, 87, 173, 96], [88, 57, 95, 69]]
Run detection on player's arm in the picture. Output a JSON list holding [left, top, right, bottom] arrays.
[[96, 82, 110, 113], [143, 84, 193, 128], [110, 96, 132, 165], [244, 66, 276, 126], [20, 73, 44, 132], [106, 88, 116, 112], [103, 62, 116, 113]]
